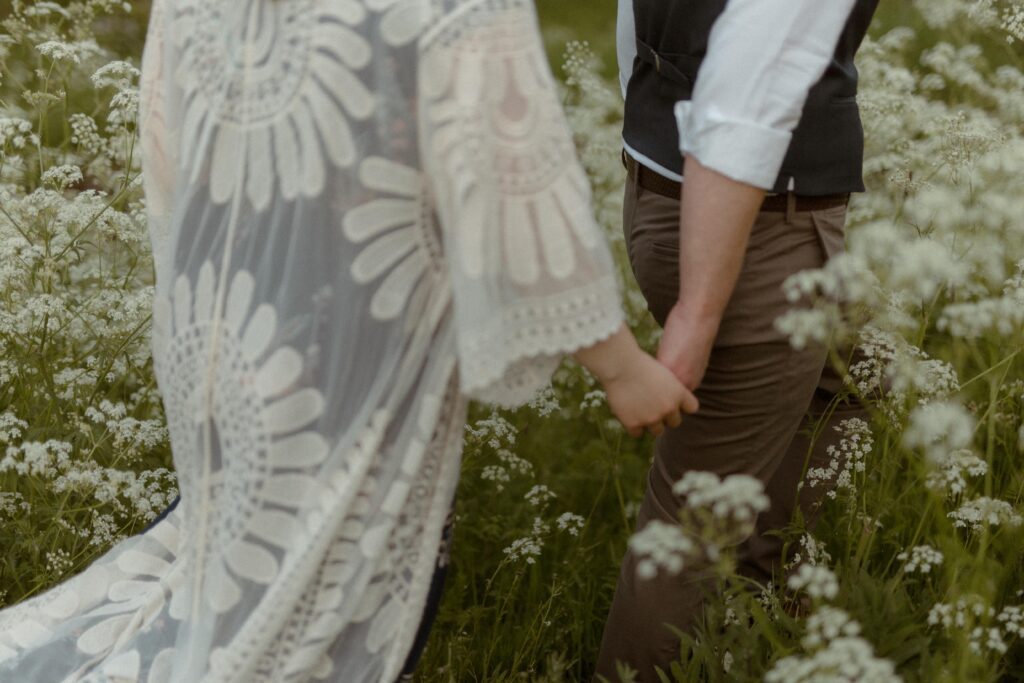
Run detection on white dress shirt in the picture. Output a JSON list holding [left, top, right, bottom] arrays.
[[618, 0, 858, 189]]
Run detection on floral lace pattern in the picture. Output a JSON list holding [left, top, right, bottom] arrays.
[[171, 0, 376, 209], [421, 0, 624, 406], [0, 0, 624, 680]]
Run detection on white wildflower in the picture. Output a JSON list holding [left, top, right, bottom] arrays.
[[925, 448, 988, 495], [802, 607, 862, 649], [903, 399, 976, 460], [41, 164, 83, 189], [0, 492, 30, 519], [805, 418, 873, 499], [465, 412, 517, 451], [766, 636, 903, 682], [789, 533, 833, 568], [498, 448, 532, 476], [788, 564, 840, 601], [525, 484, 556, 507], [503, 536, 542, 565], [69, 113, 103, 154], [897, 545, 944, 574], [555, 512, 585, 536], [502, 517, 549, 565], [998, 606, 1024, 637], [889, 238, 970, 303], [0, 117, 35, 151], [91, 60, 140, 90], [579, 389, 606, 411], [949, 497, 1023, 531], [45, 549, 74, 577], [928, 596, 1022, 655], [673, 471, 770, 525], [480, 465, 510, 489], [774, 308, 833, 350], [629, 520, 696, 580], [527, 386, 561, 417], [0, 411, 28, 444], [36, 40, 80, 64]]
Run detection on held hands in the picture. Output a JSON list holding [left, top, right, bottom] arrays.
[[603, 350, 699, 438], [574, 324, 699, 438]]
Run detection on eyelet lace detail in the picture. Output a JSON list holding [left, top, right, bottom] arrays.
[[458, 274, 623, 407]]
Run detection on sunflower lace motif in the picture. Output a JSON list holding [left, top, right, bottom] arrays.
[[151, 262, 330, 615], [171, 0, 376, 209]]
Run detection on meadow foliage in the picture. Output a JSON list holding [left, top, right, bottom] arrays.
[[1, 1, 1022, 681]]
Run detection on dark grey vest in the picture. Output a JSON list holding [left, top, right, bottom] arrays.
[[624, 0, 879, 195]]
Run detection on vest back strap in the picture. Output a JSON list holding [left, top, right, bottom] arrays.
[[635, 39, 694, 88]]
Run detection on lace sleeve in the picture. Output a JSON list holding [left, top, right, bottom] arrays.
[[418, 0, 624, 408], [139, 0, 178, 287]]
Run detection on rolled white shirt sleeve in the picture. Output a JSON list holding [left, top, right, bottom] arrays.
[[675, 0, 858, 189]]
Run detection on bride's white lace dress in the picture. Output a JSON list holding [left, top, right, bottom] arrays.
[[0, 0, 623, 681]]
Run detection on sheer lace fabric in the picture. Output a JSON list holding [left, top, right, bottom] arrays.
[[0, 1, 623, 681]]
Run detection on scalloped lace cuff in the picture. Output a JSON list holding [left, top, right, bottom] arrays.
[[457, 275, 624, 408]]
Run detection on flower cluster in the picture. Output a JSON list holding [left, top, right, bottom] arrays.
[[765, 607, 902, 683], [804, 418, 873, 500], [503, 517, 549, 565], [555, 512, 585, 536], [628, 520, 696, 580], [948, 497, 1023, 531], [897, 545, 945, 574], [789, 533, 833, 568], [787, 564, 840, 602], [672, 471, 770, 527], [928, 596, 1024, 655]]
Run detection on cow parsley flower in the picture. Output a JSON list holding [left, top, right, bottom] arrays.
[[503, 536, 542, 565], [949, 497, 1023, 531], [465, 412, 517, 451], [579, 389, 606, 411], [36, 40, 80, 64], [788, 564, 840, 601], [629, 520, 696, 580], [673, 471, 770, 525], [555, 512, 585, 536], [903, 399, 976, 460], [91, 60, 140, 90], [0, 411, 28, 444], [527, 386, 561, 417], [0, 117, 35, 152], [503, 517, 550, 565], [480, 465, 511, 489], [41, 164, 83, 189], [45, 549, 74, 577], [897, 545, 944, 574], [0, 492, 29, 519], [789, 533, 833, 568], [925, 448, 988, 495], [525, 484, 556, 507], [805, 418, 873, 498], [766, 607, 901, 683]]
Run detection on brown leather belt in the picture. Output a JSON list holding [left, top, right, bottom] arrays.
[[622, 151, 849, 212]]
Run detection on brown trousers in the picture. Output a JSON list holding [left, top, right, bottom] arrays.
[[594, 169, 866, 681]]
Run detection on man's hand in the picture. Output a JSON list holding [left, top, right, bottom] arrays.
[[575, 324, 700, 437], [656, 303, 719, 391], [658, 154, 765, 389]]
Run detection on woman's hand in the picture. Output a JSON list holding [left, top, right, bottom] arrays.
[[603, 350, 699, 437], [575, 324, 700, 437]]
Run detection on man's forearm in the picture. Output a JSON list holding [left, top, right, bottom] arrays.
[[655, 153, 765, 389], [676, 153, 764, 328]]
